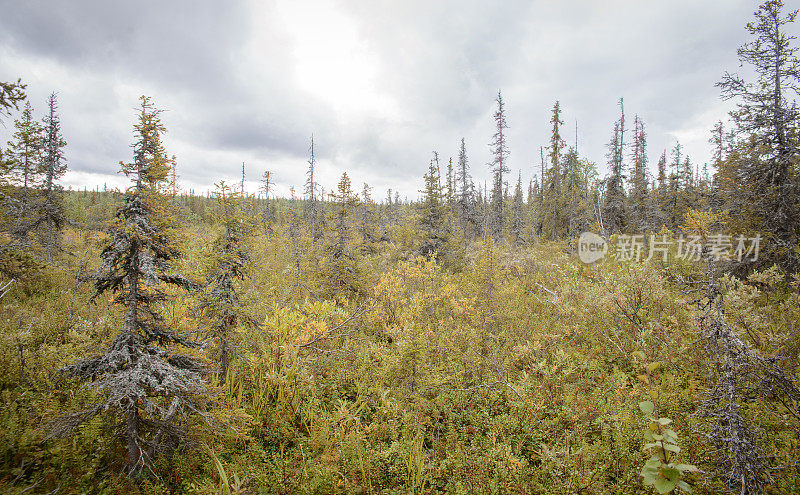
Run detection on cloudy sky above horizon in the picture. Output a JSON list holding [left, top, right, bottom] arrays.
[[0, 0, 788, 199]]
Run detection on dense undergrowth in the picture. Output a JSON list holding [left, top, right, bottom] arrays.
[[1, 212, 798, 494]]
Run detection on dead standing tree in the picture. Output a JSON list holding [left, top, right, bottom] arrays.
[[685, 255, 800, 494]]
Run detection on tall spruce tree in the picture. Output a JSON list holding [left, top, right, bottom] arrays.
[[445, 156, 455, 207], [259, 170, 273, 238], [37, 93, 68, 261], [668, 141, 683, 228], [653, 150, 669, 227], [627, 115, 649, 230], [710, 120, 726, 170], [708, 121, 727, 212], [286, 187, 305, 299], [4, 101, 44, 244], [548, 101, 565, 180], [487, 91, 509, 240], [240, 162, 246, 195], [325, 172, 361, 295], [305, 134, 319, 239], [455, 138, 475, 242], [717, 0, 800, 270], [603, 98, 627, 233], [562, 148, 596, 237], [678, 153, 697, 215], [541, 102, 567, 239], [418, 154, 447, 257], [56, 96, 201, 475]]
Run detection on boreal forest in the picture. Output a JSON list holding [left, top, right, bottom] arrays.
[[1, 1, 800, 494]]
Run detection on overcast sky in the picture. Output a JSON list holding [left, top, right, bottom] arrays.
[[0, 0, 789, 199]]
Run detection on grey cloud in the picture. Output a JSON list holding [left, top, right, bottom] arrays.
[[1, 0, 791, 198]]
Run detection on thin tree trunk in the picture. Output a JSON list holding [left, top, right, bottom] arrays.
[[126, 399, 140, 472], [219, 332, 229, 386]]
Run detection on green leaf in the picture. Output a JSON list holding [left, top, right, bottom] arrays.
[[645, 456, 662, 467], [658, 417, 673, 426], [663, 429, 678, 442], [673, 463, 699, 473], [642, 463, 660, 484], [639, 401, 655, 415], [663, 443, 681, 453], [660, 467, 680, 482], [654, 477, 678, 494], [677, 480, 693, 492]]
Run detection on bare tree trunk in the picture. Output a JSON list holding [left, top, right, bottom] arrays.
[[16, 342, 26, 384], [126, 399, 140, 473], [46, 216, 54, 262], [219, 335, 229, 386]]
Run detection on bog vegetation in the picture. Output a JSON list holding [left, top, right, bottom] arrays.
[[1, 1, 799, 493]]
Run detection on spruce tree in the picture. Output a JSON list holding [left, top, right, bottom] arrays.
[[541, 102, 567, 239], [455, 138, 475, 242], [709, 120, 725, 170], [169, 154, 179, 201], [240, 162, 246, 195], [0, 79, 25, 125], [678, 154, 697, 215], [384, 188, 394, 226], [259, 170, 273, 238], [717, 0, 800, 270], [627, 115, 649, 231], [325, 172, 361, 295], [304, 134, 319, 239], [668, 141, 683, 228], [654, 150, 669, 227], [198, 181, 255, 385], [656, 150, 667, 192], [603, 98, 627, 233], [548, 101, 565, 180], [4, 101, 44, 245], [561, 149, 596, 237], [418, 156, 447, 257], [359, 182, 377, 251], [287, 187, 305, 299], [708, 122, 726, 212], [509, 172, 525, 245], [37, 93, 68, 261], [445, 156, 455, 207], [487, 91, 509, 240], [56, 96, 201, 475]]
